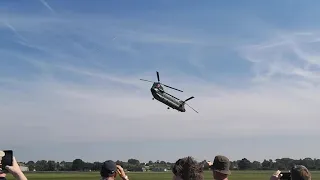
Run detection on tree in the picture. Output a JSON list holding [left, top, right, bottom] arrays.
[[35, 160, 48, 171], [128, 159, 140, 165], [238, 158, 251, 170], [72, 159, 85, 171], [56, 161, 60, 171], [47, 160, 56, 171], [303, 158, 315, 169], [252, 161, 262, 170], [21, 157, 320, 172], [160, 161, 166, 164], [26, 161, 35, 171], [92, 162, 103, 171], [230, 161, 238, 170], [262, 159, 273, 170]]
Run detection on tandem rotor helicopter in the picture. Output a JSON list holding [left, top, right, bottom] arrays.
[[140, 71, 198, 113]]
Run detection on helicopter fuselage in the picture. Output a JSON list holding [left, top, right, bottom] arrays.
[[150, 83, 186, 112]]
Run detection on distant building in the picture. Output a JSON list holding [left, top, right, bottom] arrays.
[[19, 166, 29, 172]]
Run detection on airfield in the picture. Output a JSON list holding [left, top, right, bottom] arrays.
[[4, 171, 320, 180]]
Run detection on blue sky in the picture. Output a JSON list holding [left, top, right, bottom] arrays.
[[1, 0, 320, 163]]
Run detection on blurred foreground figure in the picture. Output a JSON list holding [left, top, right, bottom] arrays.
[[0, 171, 6, 180], [172, 156, 204, 180], [100, 160, 129, 180], [207, 155, 231, 180], [270, 165, 311, 180], [0, 151, 7, 180]]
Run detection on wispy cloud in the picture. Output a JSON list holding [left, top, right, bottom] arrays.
[[2, 22, 28, 42], [239, 31, 320, 84], [39, 0, 55, 13]]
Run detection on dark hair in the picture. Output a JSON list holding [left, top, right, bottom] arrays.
[[172, 156, 204, 180]]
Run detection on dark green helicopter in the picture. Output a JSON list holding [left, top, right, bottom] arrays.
[[140, 71, 198, 113]]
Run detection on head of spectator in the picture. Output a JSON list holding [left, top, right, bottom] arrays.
[[172, 156, 204, 180], [208, 155, 231, 180], [291, 165, 311, 180], [100, 160, 117, 180], [100, 160, 129, 180]]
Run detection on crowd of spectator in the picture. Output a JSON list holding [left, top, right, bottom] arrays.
[[0, 152, 312, 180], [101, 155, 312, 180]]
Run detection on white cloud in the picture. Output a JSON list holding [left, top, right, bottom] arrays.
[[1, 62, 320, 145]]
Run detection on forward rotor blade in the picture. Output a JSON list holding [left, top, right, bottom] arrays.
[[164, 92, 181, 101], [156, 71, 160, 82], [185, 103, 199, 113], [184, 96, 194, 102], [140, 79, 154, 83], [162, 84, 183, 92]]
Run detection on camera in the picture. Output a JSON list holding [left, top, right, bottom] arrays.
[[280, 172, 291, 180]]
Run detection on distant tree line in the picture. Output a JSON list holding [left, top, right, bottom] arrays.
[[21, 157, 320, 172]]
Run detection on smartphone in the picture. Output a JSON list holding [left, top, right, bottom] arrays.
[[280, 172, 291, 180], [1, 150, 13, 173]]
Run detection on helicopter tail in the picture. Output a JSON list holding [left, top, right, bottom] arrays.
[[183, 96, 198, 113], [184, 96, 194, 102]]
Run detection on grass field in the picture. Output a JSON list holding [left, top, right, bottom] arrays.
[[3, 171, 320, 180]]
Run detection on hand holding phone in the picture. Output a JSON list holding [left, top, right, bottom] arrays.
[[116, 165, 129, 180], [116, 165, 124, 176], [206, 161, 213, 166], [0, 152, 27, 180], [117, 169, 122, 176], [280, 172, 291, 180]]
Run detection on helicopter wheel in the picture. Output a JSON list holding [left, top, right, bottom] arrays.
[[167, 107, 170, 109], [152, 98, 154, 100]]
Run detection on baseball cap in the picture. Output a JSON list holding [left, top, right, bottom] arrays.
[[291, 165, 311, 180], [100, 160, 117, 177], [210, 155, 231, 175]]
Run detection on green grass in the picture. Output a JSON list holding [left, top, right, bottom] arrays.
[[4, 171, 320, 180]]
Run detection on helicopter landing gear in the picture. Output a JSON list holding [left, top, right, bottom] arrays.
[[167, 107, 170, 109]]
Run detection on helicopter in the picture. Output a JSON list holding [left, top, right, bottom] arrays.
[[140, 71, 198, 113]]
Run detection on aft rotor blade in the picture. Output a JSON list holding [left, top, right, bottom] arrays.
[[185, 103, 199, 113], [184, 96, 194, 102], [162, 84, 183, 92], [140, 79, 154, 83], [164, 92, 181, 101], [156, 71, 160, 82]]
